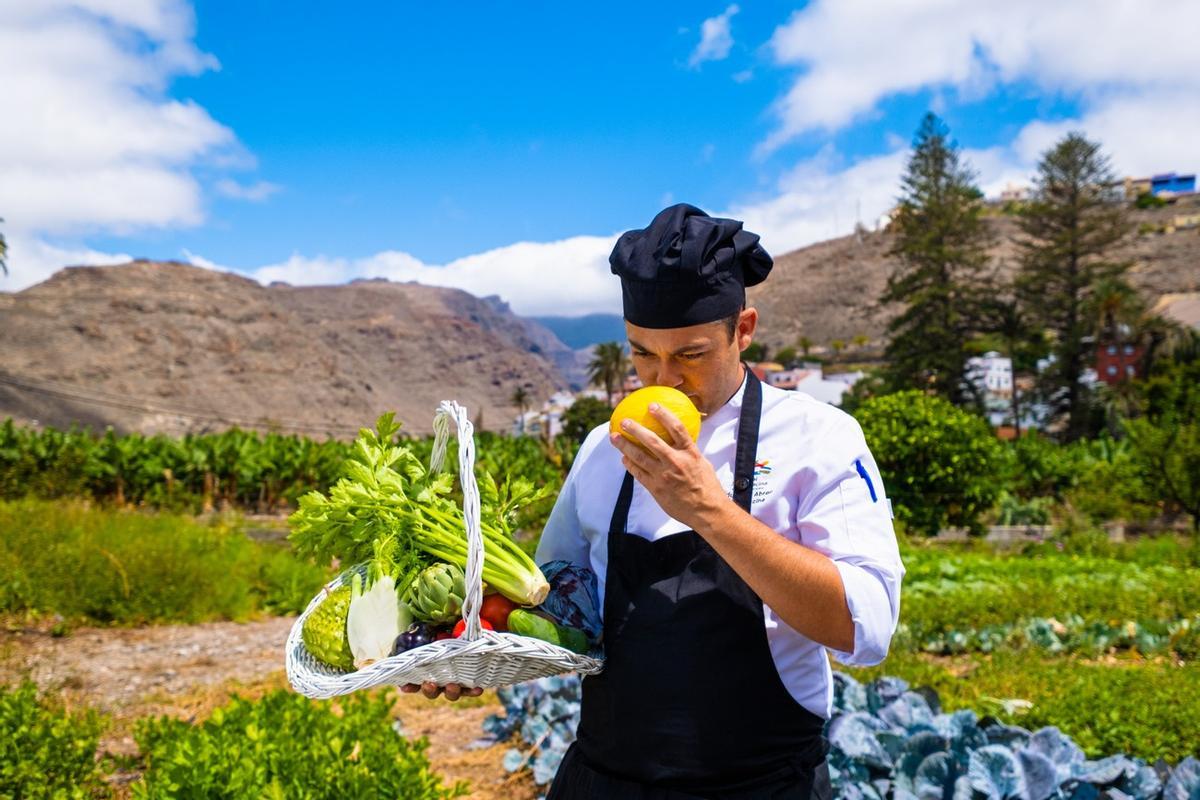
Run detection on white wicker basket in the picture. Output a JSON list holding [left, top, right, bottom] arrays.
[[285, 400, 604, 699]]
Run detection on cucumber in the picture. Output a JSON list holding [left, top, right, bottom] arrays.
[[508, 609, 590, 654]]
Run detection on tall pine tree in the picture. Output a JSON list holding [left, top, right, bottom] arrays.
[[1016, 133, 1131, 442], [882, 113, 992, 406]]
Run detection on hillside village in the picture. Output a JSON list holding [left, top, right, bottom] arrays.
[[514, 168, 1199, 438]]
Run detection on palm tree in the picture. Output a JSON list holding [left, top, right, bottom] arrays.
[[588, 342, 629, 405], [797, 336, 813, 358], [511, 385, 531, 435], [0, 217, 8, 277], [830, 339, 846, 360]]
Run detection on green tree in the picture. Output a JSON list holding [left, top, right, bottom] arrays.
[[561, 396, 613, 443], [1016, 132, 1132, 442], [1125, 360, 1200, 531], [797, 336, 813, 358], [830, 339, 846, 360], [854, 390, 1003, 536], [587, 342, 629, 405], [0, 217, 7, 277], [510, 385, 531, 435], [774, 346, 798, 367], [881, 113, 993, 407], [742, 341, 768, 362]]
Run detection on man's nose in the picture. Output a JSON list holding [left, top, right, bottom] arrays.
[[656, 360, 684, 389]]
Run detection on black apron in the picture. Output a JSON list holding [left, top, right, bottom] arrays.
[[548, 369, 832, 800]]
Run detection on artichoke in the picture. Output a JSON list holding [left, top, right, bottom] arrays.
[[301, 585, 355, 671], [402, 562, 467, 624]]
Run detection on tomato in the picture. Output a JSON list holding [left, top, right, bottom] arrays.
[[453, 618, 495, 638], [479, 594, 519, 632], [434, 631, 453, 641]]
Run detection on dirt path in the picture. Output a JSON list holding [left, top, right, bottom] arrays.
[[0, 617, 538, 799]]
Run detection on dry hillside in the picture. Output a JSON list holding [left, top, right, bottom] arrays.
[[749, 205, 1200, 352], [0, 261, 570, 435]]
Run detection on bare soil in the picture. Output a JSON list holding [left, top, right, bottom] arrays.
[[0, 617, 538, 799]]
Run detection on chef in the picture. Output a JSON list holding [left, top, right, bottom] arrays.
[[537, 203, 905, 799]]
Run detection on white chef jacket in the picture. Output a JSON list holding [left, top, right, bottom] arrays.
[[535, 373, 905, 719]]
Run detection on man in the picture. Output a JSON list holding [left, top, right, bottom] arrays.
[[538, 204, 904, 799], [404, 203, 903, 798]]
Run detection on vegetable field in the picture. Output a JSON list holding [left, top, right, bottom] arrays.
[[1, 418, 1197, 798]]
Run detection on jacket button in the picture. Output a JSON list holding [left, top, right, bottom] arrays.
[[734, 477, 750, 491]]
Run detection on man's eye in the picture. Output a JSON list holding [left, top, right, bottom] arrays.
[[680, 353, 704, 361], [632, 351, 651, 358]]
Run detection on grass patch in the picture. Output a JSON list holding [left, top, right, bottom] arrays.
[[850, 650, 1200, 764], [0, 499, 328, 625]]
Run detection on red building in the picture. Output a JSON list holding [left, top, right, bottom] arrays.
[[1095, 340, 1144, 385]]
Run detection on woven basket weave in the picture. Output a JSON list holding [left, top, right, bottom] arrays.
[[286, 400, 604, 699]]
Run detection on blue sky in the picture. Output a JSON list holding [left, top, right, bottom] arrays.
[[2, 1, 1198, 315]]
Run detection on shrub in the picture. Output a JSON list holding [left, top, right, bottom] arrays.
[[560, 397, 613, 444], [1135, 191, 1167, 209], [854, 391, 1003, 535], [0, 499, 328, 624], [0, 682, 107, 798], [1125, 361, 1200, 531], [133, 690, 467, 799]]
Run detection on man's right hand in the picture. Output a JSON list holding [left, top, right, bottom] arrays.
[[400, 681, 483, 701]]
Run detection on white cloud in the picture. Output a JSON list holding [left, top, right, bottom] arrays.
[[244, 235, 623, 317], [688, 5, 739, 68], [0, 0, 255, 289], [761, 0, 1200, 157], [724, 148, 908, 254], [215, 179, 282, 202], [1011, 88, 1200, 178], [0, 231, 131, 291], [0, 1, 238, 234]]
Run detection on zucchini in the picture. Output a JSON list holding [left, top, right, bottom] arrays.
[[508, 609, 590, 654]]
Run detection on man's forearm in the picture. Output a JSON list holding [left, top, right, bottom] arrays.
[[693, 500, 855, 653]]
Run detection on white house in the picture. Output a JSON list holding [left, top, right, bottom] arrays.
[[966, 352, 1013, 396]]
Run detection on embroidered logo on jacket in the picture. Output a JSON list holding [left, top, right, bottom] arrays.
[[751, 460, 773, 504]]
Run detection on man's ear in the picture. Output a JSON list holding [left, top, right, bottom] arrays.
[[736, 308, 758, 352]]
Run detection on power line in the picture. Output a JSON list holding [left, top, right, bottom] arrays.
[[0, 370, 365, 437]]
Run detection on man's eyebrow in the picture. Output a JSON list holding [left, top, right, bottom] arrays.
[[628, 338, 711, 356]]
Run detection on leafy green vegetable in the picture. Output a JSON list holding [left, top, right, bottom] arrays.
[[133, 689, 466, 799], [0, 682, 107, 798], [288, 413, 550, 606]]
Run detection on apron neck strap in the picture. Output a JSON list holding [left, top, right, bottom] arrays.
[[731, 365, 762, 513]]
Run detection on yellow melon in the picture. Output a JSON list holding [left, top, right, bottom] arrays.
[[610, 386, 702, 447]]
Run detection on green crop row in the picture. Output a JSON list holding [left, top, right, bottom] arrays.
[[896, 536, 1200, 642], [0, 419, 573, 527]]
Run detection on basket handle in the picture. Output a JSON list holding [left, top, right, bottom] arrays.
[[430, 401, 485, 641]]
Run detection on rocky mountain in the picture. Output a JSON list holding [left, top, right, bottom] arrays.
[[748, 205, 1200, 353], [2, 203, 1195, 438], [0, 261, 569, 436]]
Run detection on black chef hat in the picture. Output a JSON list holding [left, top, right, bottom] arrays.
[[609, 203, 773, 329]]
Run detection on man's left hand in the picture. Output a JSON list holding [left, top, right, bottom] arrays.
[[609, 403, 729, 529]]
